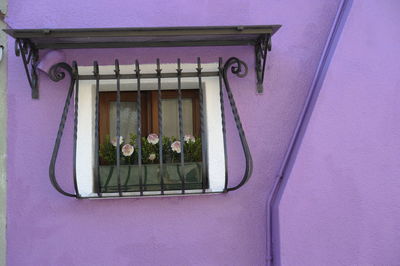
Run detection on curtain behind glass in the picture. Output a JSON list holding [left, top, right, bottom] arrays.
[[162, 98, 193, 138], [110, 102, 137, 142]]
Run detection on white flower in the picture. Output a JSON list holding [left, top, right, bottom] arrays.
[[147, 133, 159, 145], [171, 141, 181, 153], [111, 136, 124, 147], [122, 144, 134, 157], [184, 134, 195, 143], [149, 153, 156, 161]]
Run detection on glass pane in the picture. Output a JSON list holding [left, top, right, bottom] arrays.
[[110, 101, 137, 143], [161, 98, 193, 138]]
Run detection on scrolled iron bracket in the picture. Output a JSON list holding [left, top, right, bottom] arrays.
[[222, 57, 253, 191], [255, 34, 272, 93], [48, 62, 78, 198], [15, 38, 40, 99]]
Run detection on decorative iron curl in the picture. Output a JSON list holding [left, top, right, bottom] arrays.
[[48, 62, 78, 198], [226, 57, 248, 78], [48, 62, 73, 82], [222, 57, 254, 191]]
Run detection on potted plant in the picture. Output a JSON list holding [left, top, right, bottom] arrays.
[[99, 133, 203, 193]]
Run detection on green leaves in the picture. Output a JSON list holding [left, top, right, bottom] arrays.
[[99, 133, 202, 165], [184, 137, 202, 162], [99, 135, 117, 164]]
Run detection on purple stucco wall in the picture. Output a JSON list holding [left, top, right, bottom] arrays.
[[279, 1, 400, 265], [6, 1, 341, 265]]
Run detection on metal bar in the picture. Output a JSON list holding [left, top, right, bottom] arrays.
[[93, 61, 102, 197], [16, 39, 39, 98], [103, 167, 114, 192], [218, 58, 229, 192], [4, 25, 280, 38], [197, 57, 207, 193], [123, 166, 132, 191], [80, 190, 225, 200], [48, 63, 77, 198], [26, 47, 33, 63], [144, 166, 148, 190], [35, 40, 258, 50], [254, 34, 271, 93], [156, 59, 165, 195], [177, 58, 185, 194], [261, 34, 271, 85], [135, 60, 144, 196], [72, 61, 80, 197], [222, 58, 253, 192], [115, 59, 122, 196], [78, 71, 219, 80]]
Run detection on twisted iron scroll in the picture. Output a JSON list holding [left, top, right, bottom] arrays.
[[48, 62, 78, 198], [221, 57, 254, 191]]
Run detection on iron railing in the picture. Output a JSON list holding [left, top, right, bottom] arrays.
[[48, 57, 253, 198]]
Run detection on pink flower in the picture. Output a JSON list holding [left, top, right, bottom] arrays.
[[149, 153, 156, 161], [171, 141, 181, 153], [147, 133, 159, 145], [122, 144, 134, 157], [111, 136, 124, 147], [184, 134, 195, 143]]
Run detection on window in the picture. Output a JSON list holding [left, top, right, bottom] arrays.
[[98, 90, 200, 144], [76, 62, 226, 197], [98, 89, 202, 193]]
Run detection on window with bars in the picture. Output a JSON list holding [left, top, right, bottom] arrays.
[[46, 57, 252, 199], [6, 26, 279, 199], [74, 60, 227, 198], [97, 89, 203, 193]]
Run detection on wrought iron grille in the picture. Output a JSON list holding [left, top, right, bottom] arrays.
[[48, 57, 253, 198]]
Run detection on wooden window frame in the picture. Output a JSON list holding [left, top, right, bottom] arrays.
[[99, 91, 148, 145], [99, 89, 200, 145]]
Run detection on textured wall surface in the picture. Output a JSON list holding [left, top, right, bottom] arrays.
[[5, 1, 340, 265], [0, 0, 7, 263], [279, 1, 400, 265]]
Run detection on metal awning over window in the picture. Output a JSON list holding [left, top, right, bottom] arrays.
[[4, 25, 280, 48], [4, 25, 280, 97], [4, 25, 281, 199]]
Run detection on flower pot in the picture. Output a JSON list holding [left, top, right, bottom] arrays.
[[163, 162, 203, 190], [98, 162, 204, 193]]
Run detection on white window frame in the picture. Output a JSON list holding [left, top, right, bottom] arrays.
[[75, 62, 226, 197]]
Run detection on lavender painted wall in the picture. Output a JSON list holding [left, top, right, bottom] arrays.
[[6, 1, 341, 265], [279, 1, 400, 265], [0, 1, 8, 264]]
